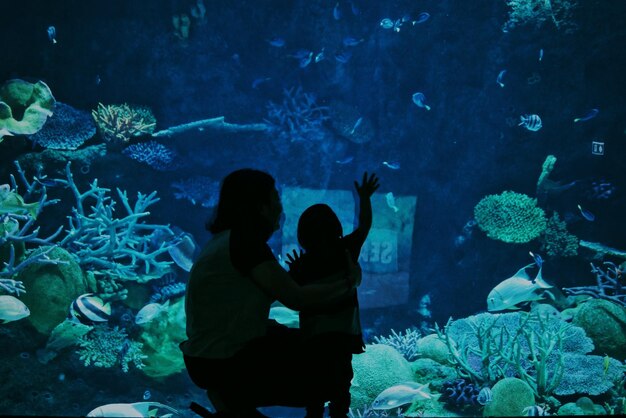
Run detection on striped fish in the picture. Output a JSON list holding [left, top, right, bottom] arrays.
[[68, 293, 111, 325], [519, 114, 542, 131]]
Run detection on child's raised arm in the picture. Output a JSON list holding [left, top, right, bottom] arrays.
[[353, 172, 379, 242]]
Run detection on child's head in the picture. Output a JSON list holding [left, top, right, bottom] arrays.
[[297, 204, 343, 252]]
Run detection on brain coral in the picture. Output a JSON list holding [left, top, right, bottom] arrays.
[[474, 191, 547, 243]]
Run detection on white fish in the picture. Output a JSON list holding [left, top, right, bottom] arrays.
[[0, 295, 30, 323], [87, 401, 178, 417], [496, 70, 506, 87], [477, 387, 493, 405], [135, 300, 170, 325], [380, 18, 394, 29], [519, 114, 542, 131], [412, 92, 431, 110], [372, 382, 431, 410], [269, 305, 300, 328], [382, 161, 401, 170], [168, 233, 197, 272], [487, 263, 554, 311], [69, 293, 111, 325], [350, 117, 363, 135], [385, 192, 399, 213]]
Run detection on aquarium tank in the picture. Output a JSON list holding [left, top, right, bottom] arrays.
[[1, 0, 625, 416]]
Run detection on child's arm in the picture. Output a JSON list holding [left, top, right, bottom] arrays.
[[351, 172, 380, 246]]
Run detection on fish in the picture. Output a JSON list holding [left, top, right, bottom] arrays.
[[47, 26, 57, 44], [252, 77, 271, 89], [372, 382, 432, 410], [574, 108, 599, 123], [135, 300, 170, 325], [87, 402, 179, 418], [380, 18, 394, 29], [335, 156, 354, 165], [385, 192, 399, 213], [33, 176, 69, 188], [0, 184, 40, 219], [143, 390, 151, 400], [314, 49, 325, 63], [68, 294, 111, 325], [412, 12, 430, 25], [290, 49, 312, 60], [476, 387, 493, 405], [266, 37, 285, 47], [486, 263, 554, 311], [269, 305, 300, 328], [577, 204, 595, 221], [349, 1, 361, 16], [519, 114, 542, 131], [603, 354, 610, 376], [382, 161, 401, 170], [412, 92, 431, 110], [343, 37, 364, 47], [333, 2, 342, 20], [538, 48, 544, 62], [523, 405, 548, 416], [299, 52, 314, 68], [393, 18, 403, 32], [529, 251, 543, 268], [496, 70, 507, 87], [0, 295, 30, 323], [350, 117, 363, 135], [334, 50, 352, 63]]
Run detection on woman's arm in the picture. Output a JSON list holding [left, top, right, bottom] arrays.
[[249, 258, 358, 311]]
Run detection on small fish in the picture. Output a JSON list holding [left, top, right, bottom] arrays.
[[87, 402, 179, 418], [393, 18, 403, 32], [252, 77, 271, 89], [269, 305, 300, 328], [487, 263, 554, 311], [523, 405, 548, 416], [412, 12, 430, 25], [95, 75, 101, 85], [574, 108, 599, 123], [333, 2, 342, 20], [314, 48, 326, 63], [335, 156, 354, 165], [0, 295, 30, 323], [412, 92, 431, 110], [33, 176, 69, 188], [290, 49, 312, 60], [372, 382, 431, 410], [603, 354, 610, 376], [538, 48, 544, 62], [68, 294, 111, 325], [350, 117, 363, 135], [496, 70, 507, 87], [168, 232, 197, 271], [266, 37, 285, 47], [519, 114, 542, 131], [349, 1, 361, 16], [529, 251, 543, 268], [143, 390, 151, 400], [385, 192, 399, 213], [334, 50, 352, 63], [47, 26, 57, 44], [299, 52, 314, 68], [343, 37, 364, 47], [382, 161, 401, 170], [476, 387, 493, 405], [135, 300, 170, 325], [380, 18, 394, 29], [577, 204, 595, 221]]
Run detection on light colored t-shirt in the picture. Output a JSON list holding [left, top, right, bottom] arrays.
[[180, 230, 273, 359]]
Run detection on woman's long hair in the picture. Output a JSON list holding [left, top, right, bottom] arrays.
[[207, 169, 276, 235]]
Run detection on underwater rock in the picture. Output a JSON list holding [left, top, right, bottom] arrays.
[[410, 358, 457, 391], [17, 144, 107, 176], [573, 299, 626, 361], [350, 344, 417, 410], [415, 333, 452, 365], [483, 378, 535, 417], [17, 246, 96, 335], [557, 397, 607, 416]]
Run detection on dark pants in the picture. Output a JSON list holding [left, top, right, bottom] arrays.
[[183, 326, 331, 411]]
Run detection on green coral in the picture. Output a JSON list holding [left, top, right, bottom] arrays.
[[474, 191, 547, 243], [0, 79, 56, 142], [483, 378, 535, 417], [77, 325, 147, 373], [540, 212, 579, 257], [503, 0, 578, 33]]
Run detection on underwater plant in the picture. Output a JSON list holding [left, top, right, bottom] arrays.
[[91, 103, 156, 144], [372, 328, 422, 361], [474, 191, 547, 244]]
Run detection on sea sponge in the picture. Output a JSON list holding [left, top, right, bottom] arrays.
[[474, 191, 547, 243], [0, 79, 55, 141], [483, 378, 535, 417]]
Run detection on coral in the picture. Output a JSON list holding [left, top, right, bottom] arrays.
[[265, 86, 329, 142], [558, 397, 607, 415], [503, 0, 578, 33], [91, 103, 156, 144], [564, 262, 626, 308], [122, 141, 178, 171], [350, 344, 417, 410], [540, 211, 579, 257], [410, 358, 457, 391], [483, 378, 535, 417], [58, 162, 180, 281], [37, 319, 93, 364], [536, 155, 557, 194], [474, 191, 547, 243], [571, 298, 626, 361], [553, 353, 623, 396], [149, 273, 186, 303], [415, 333, 452, 365], [28, 102, 95, 150], [77, 325, 147, 372], [0, 79, 55, 141], [439, 378, 482, 411], [372, 328, 421, 361], [16, 144, 107, 176], [170, 176, 220, 207]]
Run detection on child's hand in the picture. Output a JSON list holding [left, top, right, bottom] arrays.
[[354, 172, 380, 198], [285, 249, 304, 269]]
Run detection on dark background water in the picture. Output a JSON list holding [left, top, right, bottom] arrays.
[[1, 0, 626, 415]]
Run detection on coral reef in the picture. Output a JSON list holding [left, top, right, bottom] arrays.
[[170, 176, 220, 207], [122, 141, 178, 171], [503, 0, 578, 33], [91, 103, 156, 144], [571, 298, 626, 360], [564, 262, 626, 307], [483, 378, 535, 417], [16, 144, 107, 176], [372, 328, 421, 361], [554, 353, 623, 396], [439, 378, 481, 411], [28, 102, 95, 150], [474, 191, 547, 243], [0, 79, 55, 141], [540, 211, 579, 257], [265, 86, 329, 142], [77, 325, 147, 372]]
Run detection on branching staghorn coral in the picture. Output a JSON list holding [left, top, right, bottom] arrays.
[[92, 103, 156, 144], [563, 262, 626, 307], [58, 162, 180, 281], [373, 328, 421, 361]]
